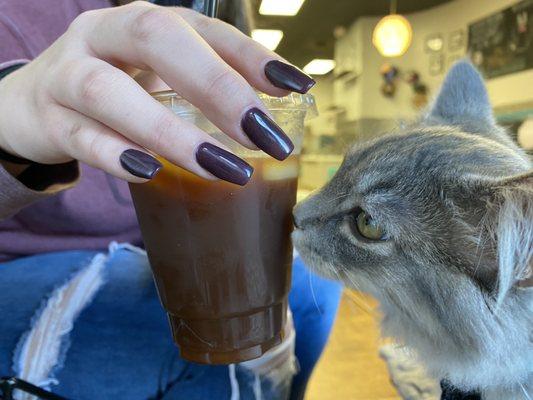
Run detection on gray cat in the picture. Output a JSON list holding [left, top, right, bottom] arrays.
[[293, 61, 532, 400]]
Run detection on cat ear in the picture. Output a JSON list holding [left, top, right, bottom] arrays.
[[426, 59, 495, 129], [475, 172, 533, 302]]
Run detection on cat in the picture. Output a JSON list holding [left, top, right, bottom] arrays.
[[292, 61, 532, 400]]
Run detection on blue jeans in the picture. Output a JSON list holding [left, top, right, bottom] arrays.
[[0, 245, 341, 399]]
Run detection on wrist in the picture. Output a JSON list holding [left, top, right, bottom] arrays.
[[0, 147, 32, 164], [0, 63, 33, 166]]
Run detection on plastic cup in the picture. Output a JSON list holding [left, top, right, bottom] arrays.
[[129, 91, 316, 364]]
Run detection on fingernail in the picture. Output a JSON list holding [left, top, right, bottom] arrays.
[[196, 142, 253, 186], [241, 108, 294, 161], [265, 60, 316, 94], [120, 149, 162, 179]]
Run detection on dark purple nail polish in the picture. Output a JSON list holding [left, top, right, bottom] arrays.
[[241, 108, 294, 161], [120, 149, 162, 179], [265, 60, 316, 94], [196, 143, 253, 186]]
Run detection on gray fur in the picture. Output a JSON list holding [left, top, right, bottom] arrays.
[[293, 61, 532, 399]]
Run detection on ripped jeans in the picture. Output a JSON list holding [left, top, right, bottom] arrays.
[[0, 244, 342, 400]]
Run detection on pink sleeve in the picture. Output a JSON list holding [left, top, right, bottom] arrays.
[[0, 0, 112, 66], [0, 14, 31, 68]]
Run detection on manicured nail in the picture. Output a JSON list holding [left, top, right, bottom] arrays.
[[241, 108, 294, 161], [196, 143, 253, 186], [265, 60, 316, 94], [120, 149, 162, 179]]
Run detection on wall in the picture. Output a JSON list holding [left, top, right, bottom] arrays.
[[305, 74, 335, 136], [334, 0, 533, 121], [334, 20, 365, 121]]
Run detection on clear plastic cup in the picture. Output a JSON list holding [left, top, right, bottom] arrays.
[[129, 91, 316, 364]]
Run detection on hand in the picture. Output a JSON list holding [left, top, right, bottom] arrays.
[[0, 2, 314, 185]]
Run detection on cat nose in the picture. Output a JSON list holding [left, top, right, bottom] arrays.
[[294, 189, 323, 228], [293, 203, 304, 229], [293, 198, 315, 229], [293, 214, 301, 229]]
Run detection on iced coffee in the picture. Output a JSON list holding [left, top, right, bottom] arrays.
[[129, 92, 316, 364]]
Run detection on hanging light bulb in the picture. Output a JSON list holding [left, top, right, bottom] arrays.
[[372, 0, 412, 57]]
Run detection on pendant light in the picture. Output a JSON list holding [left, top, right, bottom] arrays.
[[372, 0, 413, 57]]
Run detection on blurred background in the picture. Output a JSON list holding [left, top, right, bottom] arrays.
[[249, 0, 533, 194], [250, 0, 533, 399]]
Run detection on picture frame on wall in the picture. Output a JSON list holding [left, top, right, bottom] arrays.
[[424, 33, 444, 53], [448, 29, 465, 52], [429, 54, 445, 75], [448, 54, 462, 69], [468, 0, 533, 79]]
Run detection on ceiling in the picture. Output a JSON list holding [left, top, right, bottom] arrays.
[[251, 0, 451, 68]]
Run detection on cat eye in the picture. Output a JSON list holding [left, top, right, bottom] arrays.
[[351, 210, 388, 241]]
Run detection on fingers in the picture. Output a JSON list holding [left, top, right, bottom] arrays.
[[75, 3, 295, 160], [49, 105, 160, 183], [49, 61, 253, 185], [175, 8, 315, 96]]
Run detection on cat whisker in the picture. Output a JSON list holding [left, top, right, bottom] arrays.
[[472, 232, 487, 283], [468, 209, 493, 289], [325, 192, 350, 204], [337, 266, 373, 314], [519, 383, 532, 400], [330, 265, 344, 283], [308, 272, 323, 315], [344, 289, 373, 315], [327, 265, 374, 313]]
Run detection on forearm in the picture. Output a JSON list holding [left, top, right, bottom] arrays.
[[0, 65, 80, 220]]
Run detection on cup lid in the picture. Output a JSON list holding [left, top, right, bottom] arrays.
[[151, 90, 318, 118]]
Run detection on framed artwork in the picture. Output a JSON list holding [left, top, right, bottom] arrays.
[[429, 54, 444, 75], [425, 33, 444, 52], [449, 30, 465, 52], [448, 54, 462, 69], [468, 0, 533, 78]]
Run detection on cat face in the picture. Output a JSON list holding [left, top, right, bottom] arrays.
[[293, 61, 532, 304]]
